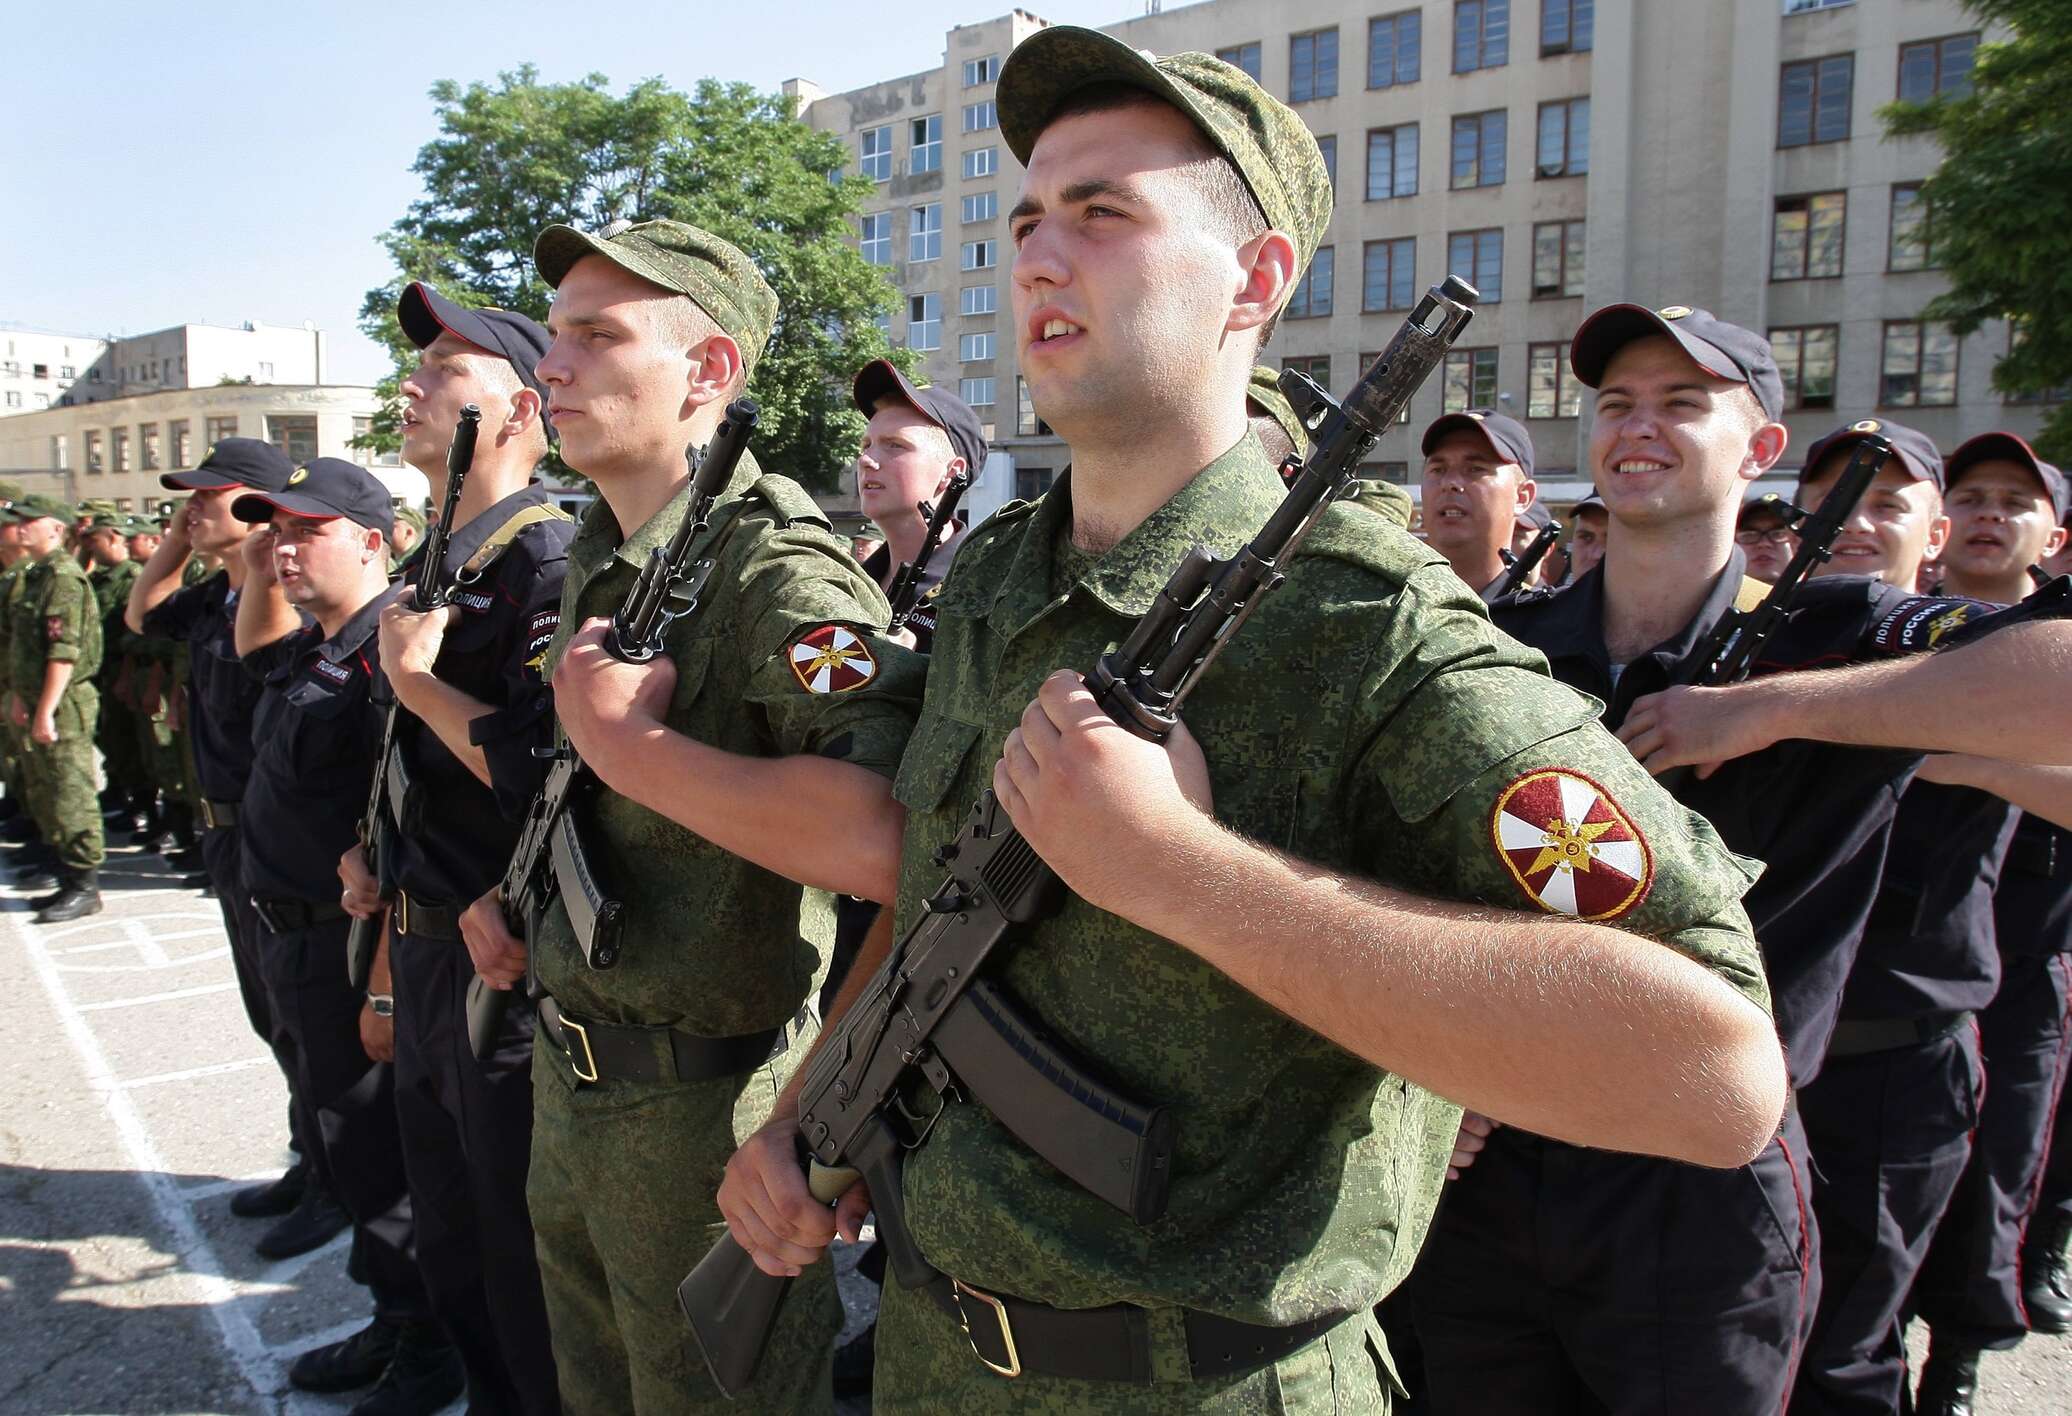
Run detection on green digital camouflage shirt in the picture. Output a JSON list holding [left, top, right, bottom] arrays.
[[0, 560, 26, 696], [11, 548, 102, 689], [90, 560, 140, 685], [532, 451, 924, 1037], [890, 433, 1768, 1327]]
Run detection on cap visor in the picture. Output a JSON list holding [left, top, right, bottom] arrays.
[[159, 469, 241, 491], [1571, 305, 1742, 388], [229, 492, 346, 525], [533, 225, 681, 297], [853, 360, 934, 423]]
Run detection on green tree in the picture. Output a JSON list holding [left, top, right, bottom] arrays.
[[357, 66, 911, 492], [1883, 1, 2072, 458]]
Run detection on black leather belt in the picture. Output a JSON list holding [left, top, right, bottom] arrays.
[[198, 798, 239, 830], [536, 996, 800, 1085], [1826, 1010, 1973, 1059], [250, 896, 349, 933], [392, 891, 460, 942], [924, 1273, 1344, 1383]]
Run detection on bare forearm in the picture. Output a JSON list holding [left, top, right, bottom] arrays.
[[37, 661, 75, 719], [1916, 752, 2072, 830], [593, 727, 905, 903], [234, 583, 299, 656], [1119, 818, 1786, 1169], [391, 672, 493, 787], [125, 541, 192, 633]]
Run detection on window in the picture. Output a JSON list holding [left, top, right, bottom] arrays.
[[859, 212, 892, 266], [2, 392, 17, 409], [964, 55, 1000, 87], [1881, 321, 1959, 407], [1451, 110, 1507, 188], [1784, 0, 1853, 13], [32, 363, 48, 380], [85, 430, 103, 473], [962, 101, 996, 133], [1282, 355, 1332, 388], [1443, 348, 1500, 412], [1889, 184, 1933, 270], [1366, 124, 1420, 200], [1216, 42, 1263, 81], [1448, 229, 1504, 303], [1360, 461, 1413, 483], [1542, 0, 1593, 54], [960, 332, 995, 362], [963, 191, 997, 223], [961, 284, 998, 316], [48, 435, 66, 470], [960, 377, 996, 408], [1290, 28, 1339, 102], [169, 419, 190, 467], [1536, 98, 1589, 177], [59, 364, 74, 379], [962, 239, 997, 271], [860, 126, 892, 181], [1017, 377, 1053, 437], [351, 415, 401, 466], [962, 146, 998, 180], [1454, 0, 1510, 73], [1771, 192, 1846, 280], [1532, 219, 1586, 298], [140, 422, 161, 470], [907, 294, 942, 351], [1779, 55, 1853, 147], [1770, 325, 1840, 410], [268, 415, 317, 464], [111, 427, 131, 472], [205, 415, 238, 444], [910, 204, 942, 263], [1015, 465, 1055, 501], [1527, 343, 1583, 418], [1368, 10, 1422, 88], [1898, 33, 1977, 103], [1287, 246, 1334, 319], [0, 360, 15, 374], [911, 115, 942, 173], [1363, 238, 1416, 312], [1317, 135, 1337, 191]]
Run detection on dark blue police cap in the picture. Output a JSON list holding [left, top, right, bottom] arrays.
[[853, 359, 989, 477], [1570, 304, 1786, 423], [398, 282, 554, 437], [232, 458, 395, 536], [1800, 418, 1944, 491], [1421, 409, 1536, 478], [1946, 431, 2071, 522], [161, 436, 295, 493]]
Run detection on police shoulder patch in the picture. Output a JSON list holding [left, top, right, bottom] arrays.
[[1491, 768, 1653, 921], [788, 624, 878, 694]]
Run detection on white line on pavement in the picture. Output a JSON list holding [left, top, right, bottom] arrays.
[[111, 1055, 273, 1091], [77, 980, 240, 1011], [180, 1171, 289, 1202]]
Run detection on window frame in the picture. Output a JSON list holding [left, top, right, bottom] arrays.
[[1530, 219, 1586, 299], [1450, 109, 1508, 189], [909, 203, 943, 264], [1541, 0, 1594, 56], [1453, 0, 1511, 74], [1778, 53, 1854, 148], [962, 191, 998, 224], [1362, 237, 1417, 313], [960, 284, 998, 316], [1887, 183, 1934, 272], [1770, 191, 1848, 282], [907, 293, 942, 352], [1286, 245, 1335, 319], [1367, 9, 1423, 90], [1290, 26, 1340, 103], [858, 211, 892, 266], [1216, 42, 1263, 81], [1878, 319, 1960, 409], [962, 239, 998, 271], [1768, 324, 1841, 410], [910, 114, 942, 174], [1447, 227, 1505, 303], [860, 125, 893, 182], [1365, 123, 1420, 201], [1526, 342, 1584, 419], [1535, 97, 1590, 178], [1897, 32, 1978, 104], [1442, 347, 1500, 413]]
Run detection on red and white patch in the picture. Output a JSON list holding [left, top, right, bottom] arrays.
[[788, 625, 878, 694], [45, 616, 64, 643], [1491, 769, 1653, 921]]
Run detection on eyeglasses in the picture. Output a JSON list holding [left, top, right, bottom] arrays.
[[1735, 527, 1795, 546]]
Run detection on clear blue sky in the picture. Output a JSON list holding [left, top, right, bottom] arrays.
[[2, 0, 1153, 386]]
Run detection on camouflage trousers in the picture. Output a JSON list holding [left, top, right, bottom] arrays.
[[23, 684, 106, 870], [875, 1275, 1394, 1414], [526, 1032, 840, 1415], [97, 694, 150, 802]]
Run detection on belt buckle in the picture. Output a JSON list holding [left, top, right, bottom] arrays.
[[951, 1278, 1022, 1379], [557, 1014, 600, 1084], [199, 800, 218, 830], [395, 892, 412, 937]]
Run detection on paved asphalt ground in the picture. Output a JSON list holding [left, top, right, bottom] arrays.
[[3, 834, 2067, 1413]]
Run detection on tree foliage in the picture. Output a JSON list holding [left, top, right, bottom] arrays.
[[1883, 1, 2072, 458], [357, 67, 911, 491]]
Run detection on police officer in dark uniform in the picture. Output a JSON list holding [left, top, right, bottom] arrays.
[[231, 459, 462, 1415], [1417, 409, 1536, 603], [1413, 306, 2072, 1415], [335, 283, 570, 1416], [1736, 492, 1797, 584], [127, 437, 351, 1256]]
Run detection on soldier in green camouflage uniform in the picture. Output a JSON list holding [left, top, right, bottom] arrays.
[[84, 521, 148, 826], [720, 31, 1785, 1413], [456, 218, 923, 1414], [6, 494, 105, 920], [0, 514, 33, 838]]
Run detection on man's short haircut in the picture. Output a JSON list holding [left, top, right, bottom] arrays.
[[644, 292, 747, 395], [1043, 82, 1283, 346]]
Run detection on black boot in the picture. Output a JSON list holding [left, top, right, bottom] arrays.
[[36, 869, 103, 923], [1914, 1342, 1981, 1416], [13, 846, 59, 891], [289, 1314, 400, 1393], [347, 1321, 464, 1416], [2025, 1211, 2072, 1334], [230, 1160, 308, 1219], [256, 1184, 350, 1259]]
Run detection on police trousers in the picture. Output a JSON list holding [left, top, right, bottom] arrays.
[[257, 913, 428, 1322], [391, 919, 557, 1415], [1914, 952, 2072, 1348], [1793, 1024, 1982, 1415], [201, 825, 306, 1161], [1408, 1116, 1817, 1416]]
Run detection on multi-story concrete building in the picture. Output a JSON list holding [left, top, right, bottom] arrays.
[[0, 327, 107, 416], [0, 319, 330, 415], [794, 0, 2044, 514]]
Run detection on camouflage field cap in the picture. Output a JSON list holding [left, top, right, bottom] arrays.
[[2, 493, 79, 524], [393, 503, 428, 534], [996, 26, 1333, 271], [1246, 365, 1310, 456], [532, 218, 780, 372]]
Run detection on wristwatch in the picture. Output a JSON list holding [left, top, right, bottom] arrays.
[[367, 993, 395, 1018]]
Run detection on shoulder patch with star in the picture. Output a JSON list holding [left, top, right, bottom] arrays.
[[1491, 768, 1654, 921], [788, 624, 878, 694]]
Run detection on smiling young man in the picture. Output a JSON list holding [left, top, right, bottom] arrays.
[[714, 36, 1797, 1413], [1418, 409, 1537, 602]]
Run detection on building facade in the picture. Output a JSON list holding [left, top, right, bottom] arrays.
[[0, 319, 330, 416], [795, 0, 2044, 514]]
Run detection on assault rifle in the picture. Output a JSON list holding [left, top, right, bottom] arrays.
[[1491, 516, 1563, 602], [885, 469, 971, 633], [464, 399, 761, 1059], [347, 403, 479, 990], [678, 277, 1480, 1397]]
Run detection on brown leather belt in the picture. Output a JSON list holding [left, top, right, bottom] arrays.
[[536, 996, 804, 1086]]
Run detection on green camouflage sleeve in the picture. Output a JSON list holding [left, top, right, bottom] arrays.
[[728, 519, 924, 779], [1346, 566, 1770, 1012], [42, 570, 96, 666]]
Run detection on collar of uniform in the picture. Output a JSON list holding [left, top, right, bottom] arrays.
[[1508, 547, 1751, 676], [441, 484, 553, 577], [1011, 431, 1284, 624], [316, 581, 406, 664], [1655, 548, 1753, 670], [573, 447, 764, 574]]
